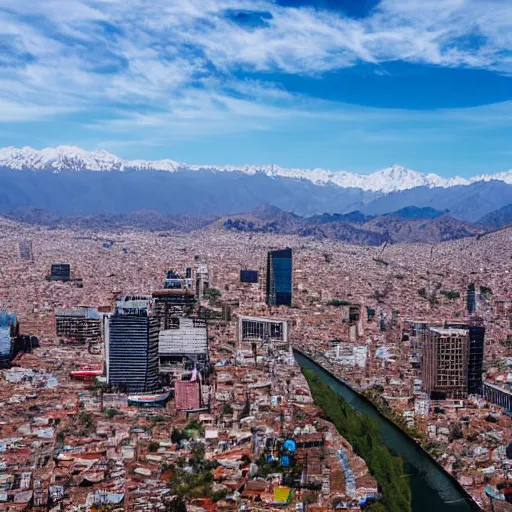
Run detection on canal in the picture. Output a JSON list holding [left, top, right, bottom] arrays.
[[295, 351, 481, 512]]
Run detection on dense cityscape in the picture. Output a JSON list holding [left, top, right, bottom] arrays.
[[1, 0, 511, 510], [0, 216, 511, 511]]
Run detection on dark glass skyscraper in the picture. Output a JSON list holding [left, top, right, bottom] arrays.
[[467, 283, 476, 313], [107, 310, 159, 393], [467, 324, 485, 394], [266, 249, 292, 306]]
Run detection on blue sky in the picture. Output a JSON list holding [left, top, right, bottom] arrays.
[[0, 0, 511, 176]]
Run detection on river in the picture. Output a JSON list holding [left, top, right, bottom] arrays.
[[295, 351, 482, 512]]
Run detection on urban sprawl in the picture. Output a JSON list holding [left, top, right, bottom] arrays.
[[1, 218, 512, 511]]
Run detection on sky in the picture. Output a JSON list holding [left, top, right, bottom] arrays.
[[0, 0, 511, 176]]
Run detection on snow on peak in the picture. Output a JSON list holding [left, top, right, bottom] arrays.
[[472, 169, 512, 185], [0, 145, 506, 193], [0, 145, 123, 172]]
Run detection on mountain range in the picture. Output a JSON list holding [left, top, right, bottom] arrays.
[[1, 145, 511, 191], [4, 204, 485, 246], [219, 205, 482, 245], [0, 146, 511, 226]]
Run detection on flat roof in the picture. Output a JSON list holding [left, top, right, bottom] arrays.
[[430, 327, 468, 336], [238, 315, 287, 324], [152, 289, 195, 296]]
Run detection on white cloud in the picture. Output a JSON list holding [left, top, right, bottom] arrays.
[[0, 0, 510, 130]]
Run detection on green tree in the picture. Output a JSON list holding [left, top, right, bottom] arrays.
[[304, 371, 411, 512], [165, 497, 187, 512]]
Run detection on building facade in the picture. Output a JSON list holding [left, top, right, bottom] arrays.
[[446, 320, 485, 395], [55, 307, 101, 344], [107, 309, 159, 393], [0, 312, 19, 369], [152, 289, 197, 326], [238, 315, 288, 347], [483, 382, 512, 414], [159, 317, 208, 367], [422, 328, 469, 399], [240, 270, 259, 283]]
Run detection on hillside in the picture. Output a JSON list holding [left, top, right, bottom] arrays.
[[221, 206, 483, 245], [477, 204, 512, 230]]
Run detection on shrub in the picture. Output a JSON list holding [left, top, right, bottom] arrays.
[[327, 299, 350, 306], [440, 290, 460, 300], [148, 441, 160, 452]]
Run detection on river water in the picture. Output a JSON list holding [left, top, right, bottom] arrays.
[[295, 351, 481, 512]]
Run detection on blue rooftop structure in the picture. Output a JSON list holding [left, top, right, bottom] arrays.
[[0, 312, 18, 366]]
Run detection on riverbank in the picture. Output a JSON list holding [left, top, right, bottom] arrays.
[[295, 348, 484, 512], [304, 368, 412, 512]]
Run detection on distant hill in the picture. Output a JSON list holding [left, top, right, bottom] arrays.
[[306, 210, 373, 225], [3, 208, 217, 232], [477, 204, 512, 230], [361, 214, 480, 244], [4, 203, 485, 245], [385, 206, 448, 220], [221, 206, 482, 245], [360, 181, 512, 222]]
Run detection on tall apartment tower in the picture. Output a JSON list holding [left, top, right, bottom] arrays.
[[106, 308, 159, 393], [422, 328, 469, 399], [266, 248, 292, 307], [446, 320, 485, 395]]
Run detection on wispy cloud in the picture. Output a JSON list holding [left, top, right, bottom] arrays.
[[0, 0, 510, 137]]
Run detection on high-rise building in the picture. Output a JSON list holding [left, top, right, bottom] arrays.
[[446, 320, 485, 395], [422, 328, 469, 399], [467, 283, 476, 314], [106, 301, 159, 393], [238, 315, 288, 346], [266, 249, 292, 307]]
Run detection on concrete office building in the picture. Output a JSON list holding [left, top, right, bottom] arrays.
[[159, 317, 208, 368], [446, 320, 485, 395], [238, 315, 288, 348], [422, 327, 469, 399], [55, 307, 101, 344]]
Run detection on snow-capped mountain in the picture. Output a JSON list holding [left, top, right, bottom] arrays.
[[0, 145, 511, 222], [1, 145, 510, 194], [0, 146, 182, 173]]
